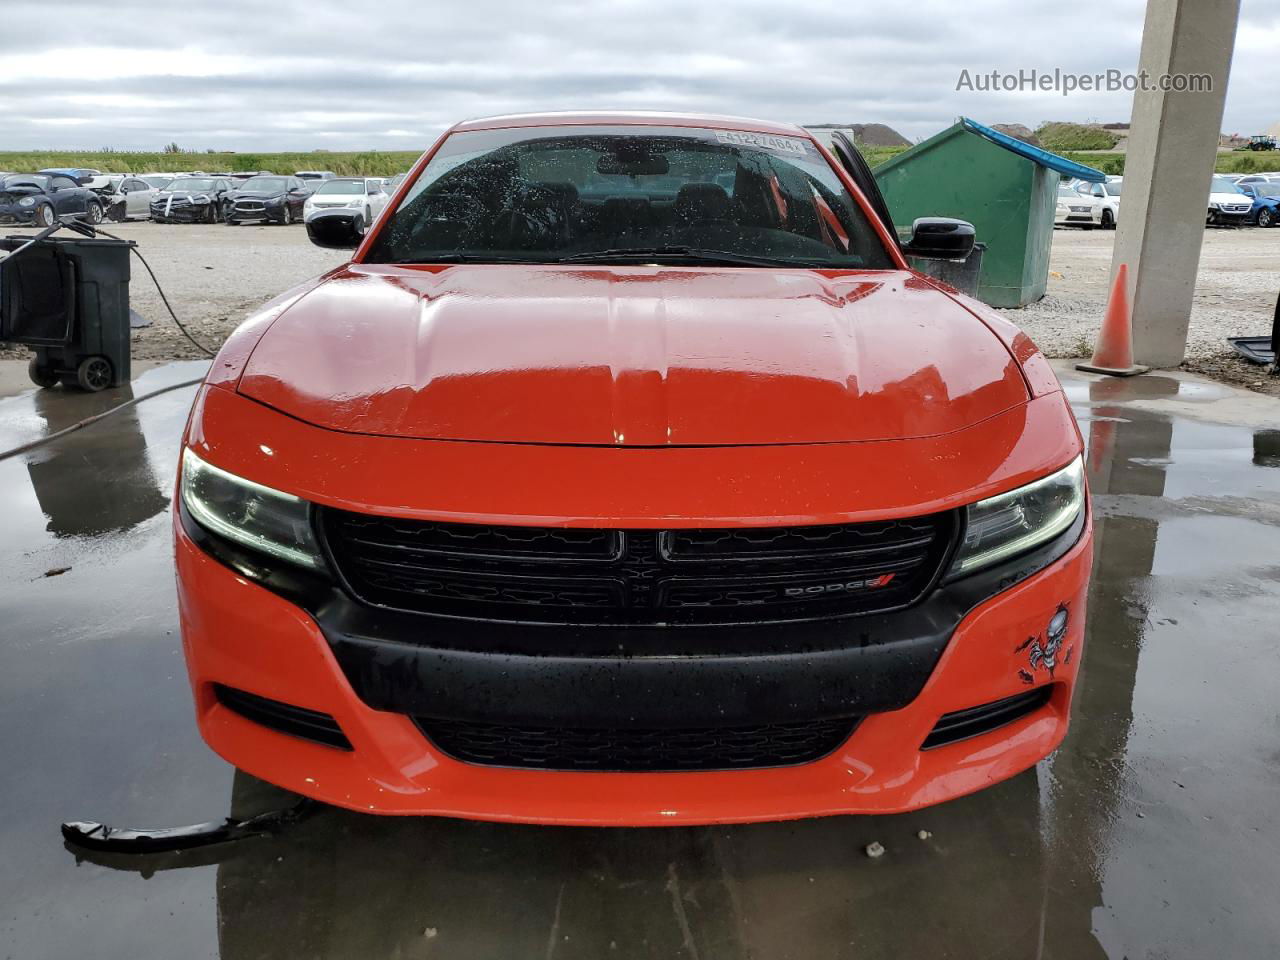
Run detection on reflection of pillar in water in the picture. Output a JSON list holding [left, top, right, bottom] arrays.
[[1254, 429, 1280, 469], [25, 387, 167, 537], [1039, 382, 1173, 955]]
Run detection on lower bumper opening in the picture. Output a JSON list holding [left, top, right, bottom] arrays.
[[416, 715, 860, 773], [214, 684, 352, 751], [921, 685, 1053, 750]]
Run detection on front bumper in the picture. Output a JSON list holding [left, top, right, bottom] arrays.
[[0, 205, 38, 224], [228, 199, 287, 222], [151, 200, 213, 222], [175, 386, 1092, 825], [176, 510, 1090, 824], [1209, 205, 1252, 224]]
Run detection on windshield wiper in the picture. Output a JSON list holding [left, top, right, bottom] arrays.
[[386, 253, 552, 265], [556, 246, 799, 268]]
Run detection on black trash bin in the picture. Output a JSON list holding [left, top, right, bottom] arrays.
[[0, 234, 135, 390], [908, 241, 987, 297]]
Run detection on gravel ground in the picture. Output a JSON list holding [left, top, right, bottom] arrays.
[[1010, 225, 1280, 397], [2, 219, 1276, 392]]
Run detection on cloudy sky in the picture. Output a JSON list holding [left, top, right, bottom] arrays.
[[1, 0, 1275, 152]]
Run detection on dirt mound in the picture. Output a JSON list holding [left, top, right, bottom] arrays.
[[992, 123, 1040, 146]]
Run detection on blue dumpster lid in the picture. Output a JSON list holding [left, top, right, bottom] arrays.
[[960, 118, 1107, 182]]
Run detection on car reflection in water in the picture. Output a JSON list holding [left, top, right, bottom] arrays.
[[27, 386, 167, 537]]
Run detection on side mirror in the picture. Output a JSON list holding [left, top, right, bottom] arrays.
[[901, 217, 975, 261], [306, 211, 362, 249]]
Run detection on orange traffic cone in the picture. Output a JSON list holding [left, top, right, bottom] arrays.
[[1076, 263, 1149, 377]]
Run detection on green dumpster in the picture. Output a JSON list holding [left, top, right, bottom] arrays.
[[874, 118, 1105, 308]]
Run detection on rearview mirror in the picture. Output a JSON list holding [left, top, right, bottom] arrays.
[[901, 217, 975, 261], [306, 211, 362, 249]]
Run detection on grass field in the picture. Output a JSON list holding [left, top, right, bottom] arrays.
[[0, 145, 1273, 179], [0, 150, 424, 177]]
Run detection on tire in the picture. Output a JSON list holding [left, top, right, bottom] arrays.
[[75, 356, 113, 392], [282, 204, 293, 226], [28, 357, 59, 389], [36, 203, 56, 228], [1259, 208, 1275, 228], [86, 200, 103, 225], [225, 217, 238, 226], [1100, 209, 1114, 230]]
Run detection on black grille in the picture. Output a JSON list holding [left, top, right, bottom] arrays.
[[321, 510, 955, 625], [417, 716, 859, 771], [214, 684, 352, 750], [921, 686, 1053, 750]]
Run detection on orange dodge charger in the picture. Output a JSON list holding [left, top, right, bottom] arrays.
[[174, 112, 1092, 825]]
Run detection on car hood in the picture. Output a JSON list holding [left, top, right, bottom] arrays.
[[237, 265, 1030, 446], [231, 190, 285, 198]]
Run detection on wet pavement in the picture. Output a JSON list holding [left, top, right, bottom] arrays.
[[1, 361, 1278, 959]]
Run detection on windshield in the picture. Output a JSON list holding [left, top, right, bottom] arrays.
[[1211, 176, 1243, 195], [316, 179, 363, 195], [172, 178, 217, 192], [1058, 186, 1081, 199], [241, 176, 288, 192], [367, 125, 895, 269], [142, 177, 171, 189], [2, 174, 50, 190]]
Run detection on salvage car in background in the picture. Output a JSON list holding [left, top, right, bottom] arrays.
[[1073, 176, 1121, 228], [98, 175, 160, 221], [1239, 181, 1280, 227], [302, 177, 388, 234], [295, 170, 336, 183], [37, 167, 102, 183], [0, 172, 103, 226], [179, 112, 1093, 826], [151, 176, 234, 223], [225, 175, 311, 225], [1055, 184, 1101, 229], [1206, 175, 1254, 225]]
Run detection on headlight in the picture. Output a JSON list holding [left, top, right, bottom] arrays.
[[347, 199, 364, 209], [18, 197, 35, 207], [181, 448, 324, 570], [949, 455, 1085, 577]]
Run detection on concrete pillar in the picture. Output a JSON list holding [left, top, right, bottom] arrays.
[[1111, 0, 1241, 368]]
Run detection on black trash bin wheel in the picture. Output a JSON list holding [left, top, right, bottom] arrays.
[[28, 357, 60, 388], [75, 356, 113, 392]]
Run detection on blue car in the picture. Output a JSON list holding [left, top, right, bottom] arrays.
[[1238, 181, 1280, 228]]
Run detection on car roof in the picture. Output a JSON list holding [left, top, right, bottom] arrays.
[[451, 111, 810, 138]]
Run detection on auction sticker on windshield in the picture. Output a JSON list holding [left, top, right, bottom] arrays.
[[714, 131, 810, 154]]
